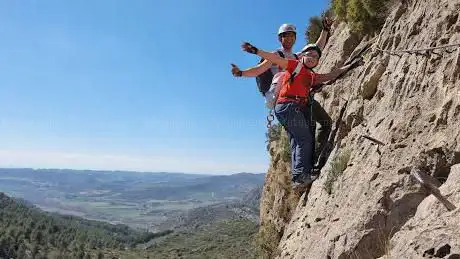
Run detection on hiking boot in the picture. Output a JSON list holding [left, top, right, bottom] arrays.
[[311, 168, 321, 178], [292, 173, 318, 193], [292, 183, 308, 195]]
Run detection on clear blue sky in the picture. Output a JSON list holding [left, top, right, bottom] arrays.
[[0, 0, 328, 174]]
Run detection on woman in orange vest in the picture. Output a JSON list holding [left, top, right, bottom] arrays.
[[241, 42, 361, 190]]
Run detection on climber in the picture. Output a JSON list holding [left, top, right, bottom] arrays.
[[230, 18, 331, 79], [231, 17, 334, 172], [240, 41, 363, 190]]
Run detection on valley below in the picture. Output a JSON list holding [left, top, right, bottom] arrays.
[[0, 168, 264, 232]]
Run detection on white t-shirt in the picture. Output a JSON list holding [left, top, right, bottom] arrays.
[[270, 48, 300, 75]]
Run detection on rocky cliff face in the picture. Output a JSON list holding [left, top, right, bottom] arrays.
[[260, 0, 460, 258]]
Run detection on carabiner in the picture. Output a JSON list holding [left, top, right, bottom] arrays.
[[266, 111, 275, 128]]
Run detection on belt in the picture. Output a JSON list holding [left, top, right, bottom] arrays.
[[277, 95, 309, 105]]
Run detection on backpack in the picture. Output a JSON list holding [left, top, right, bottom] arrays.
[[255, 50, 298, 96], [264, 61, 304, 109]]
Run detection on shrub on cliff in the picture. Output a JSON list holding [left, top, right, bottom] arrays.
[[331, 0, 391, 35]]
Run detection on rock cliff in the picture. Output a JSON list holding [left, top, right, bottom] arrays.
[[260, 0, 460, 258]]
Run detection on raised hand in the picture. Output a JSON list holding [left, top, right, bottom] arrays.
[[321, 16, 333, 31], [241, 42, 258, 54], [231, 64, 243, 77]]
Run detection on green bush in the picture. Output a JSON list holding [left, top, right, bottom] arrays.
[[148, 219, 259, 259], [347, 0, 372, 34], [305, 8, 333, 43], [256, 223, 280, 259], [331, 0, 391, 36], [324, 149, 351, 194], [332, 0, 349, 21], [266, 124, 290, 163], [266, 123, 282, 153], [266, 124, 282, 144], [0, 193, 163, 259], [305, 16, 322, 44], [361, 0, 389, 17]]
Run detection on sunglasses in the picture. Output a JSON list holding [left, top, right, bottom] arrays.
[[301, 51, 320, 58]]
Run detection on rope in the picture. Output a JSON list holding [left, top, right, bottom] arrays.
[[375, 42, 460, 55]]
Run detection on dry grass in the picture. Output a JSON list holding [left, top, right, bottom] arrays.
[[255, 222, 281, 259], [280, 129, 291, 163], [324, 149, 351, 195], [377, 226, 396, 259]]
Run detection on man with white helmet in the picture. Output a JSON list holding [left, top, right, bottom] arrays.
[[231, 21, 330, 78], [231, 18, 333, 172]]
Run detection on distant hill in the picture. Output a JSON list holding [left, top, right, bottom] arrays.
[[158, 201, 259, 232], [154, 185, 263, 232], [0, 192, 166, 259], [0, 168, 265, 230], [119, 172, 265, 201], [0, 168, 265, 201], [241, 184, 263, 209], [0, 192, 260, 259]]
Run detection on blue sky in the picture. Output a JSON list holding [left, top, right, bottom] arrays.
[[0, 0, 328, 174]]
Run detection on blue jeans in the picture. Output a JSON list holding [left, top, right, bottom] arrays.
[[275, 102, 314, 183]]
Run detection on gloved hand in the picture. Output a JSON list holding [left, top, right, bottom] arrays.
[[321, 16, 333, 32], [241, 42, 259, 54], [231, 64, 243, 77]]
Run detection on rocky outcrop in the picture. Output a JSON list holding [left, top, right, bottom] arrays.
[[381, 164, 460, 259], [260, 132, 298, 252], [259, 0, 460, 258]]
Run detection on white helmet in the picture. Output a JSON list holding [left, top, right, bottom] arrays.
[[278, 24, 296, 35], [301, 43, 322, 57]]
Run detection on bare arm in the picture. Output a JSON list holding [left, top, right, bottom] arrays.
[[299, 28, 328, 53], [316, 17, 333, 50], [241, 59, 273, 77], [240, 42, 289, 69], [256, 49, 288, 70], [300, 16, 332, 52], [314, 64, 352, 84], [231, 51, 274, 78], [315, 30, 329, 51], [313, 55, 365, 86], [231, 60, 273, 78]]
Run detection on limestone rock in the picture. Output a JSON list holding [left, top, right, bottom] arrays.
[[380, 164, 460, 259], [259, 0, 460, 258]]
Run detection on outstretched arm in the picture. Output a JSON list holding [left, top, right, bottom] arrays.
[[241, 42, 288, 69], [315, 30, 329, 51], [314, 65, 351, 84], [231, 59, 273, 77], [315, 17, 333, 50], [314, 57, 364, 84]]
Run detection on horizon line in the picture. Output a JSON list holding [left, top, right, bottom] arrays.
[[0, 166, 266, 176]]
